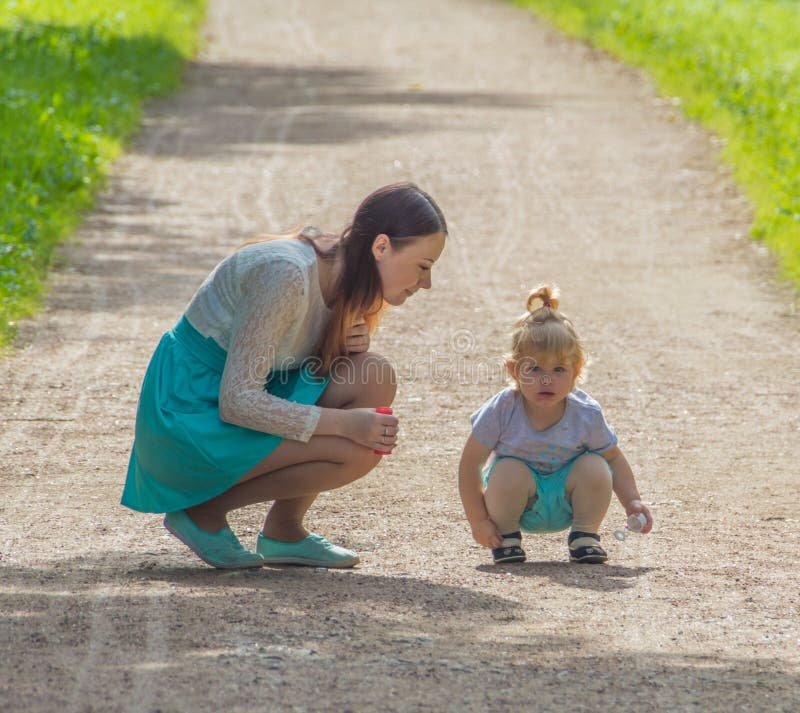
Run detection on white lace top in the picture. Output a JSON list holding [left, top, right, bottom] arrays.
[[184, 239, 331, 442]]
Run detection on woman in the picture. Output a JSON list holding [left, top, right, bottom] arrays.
[[122, 183, 447, 569]]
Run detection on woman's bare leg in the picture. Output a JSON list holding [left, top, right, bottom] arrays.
[[186, 352, 396, 536], [262, 495, 317, 541], [262, 352, 396, 539]]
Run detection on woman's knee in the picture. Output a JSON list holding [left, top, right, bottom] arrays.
[[355, 351, 397, 405], [331, 440, 382, 486], [328, 351, 397, 406]]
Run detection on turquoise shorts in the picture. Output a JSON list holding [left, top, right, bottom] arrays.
[[482, 456, 608, 533]]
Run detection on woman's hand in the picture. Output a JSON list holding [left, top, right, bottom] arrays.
[[470, 518, 503, 549], [345, 320, 370, 354], [625, 499, 653, 534], [345, 408, 399, 452]]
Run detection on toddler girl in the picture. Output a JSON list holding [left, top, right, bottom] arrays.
[[458, 286, 652, 564]]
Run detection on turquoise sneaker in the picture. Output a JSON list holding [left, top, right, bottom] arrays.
[[163, 511, 265, 569], [256, 533, 360, 568]]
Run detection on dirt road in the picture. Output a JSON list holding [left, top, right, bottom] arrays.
[[1, 1, 799, 710]]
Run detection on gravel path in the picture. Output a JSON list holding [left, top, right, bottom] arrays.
[[1, 1, 798, 711]]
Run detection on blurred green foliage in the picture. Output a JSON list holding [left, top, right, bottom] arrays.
[[0, 0, 206, 347], [515, 0, 800, 288]]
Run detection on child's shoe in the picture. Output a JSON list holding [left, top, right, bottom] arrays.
[[492, 531, 526, 564], [568, 531, 607, 564]]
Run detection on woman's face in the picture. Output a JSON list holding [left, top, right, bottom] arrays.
[[372, 231, 446, 306]]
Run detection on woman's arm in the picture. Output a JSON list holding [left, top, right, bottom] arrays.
[[459, 434, 502, 548], [220, 257, 400, 450], [602, 445, 653, 534], [219, 261, 325, 441]]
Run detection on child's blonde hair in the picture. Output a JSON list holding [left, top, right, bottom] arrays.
[[506, 285, 587, 387]]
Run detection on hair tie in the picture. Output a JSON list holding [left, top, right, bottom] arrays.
[[542, 299, 551, 308]]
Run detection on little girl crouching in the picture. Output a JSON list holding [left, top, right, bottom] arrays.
[[458, 285, 652, 564]]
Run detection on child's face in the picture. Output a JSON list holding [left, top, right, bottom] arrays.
[[511, 351, 577, 408]]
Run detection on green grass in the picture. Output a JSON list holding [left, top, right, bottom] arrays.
[[0, 0, 206, 347], [514, 0, 800, 289]]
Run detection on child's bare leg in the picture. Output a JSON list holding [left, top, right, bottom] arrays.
[[484, 459, 537, 534], [565, 454, 613, 533]]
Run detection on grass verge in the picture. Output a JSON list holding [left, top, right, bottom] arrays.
[[514, 0, 800, 290], [0, 0, 206, 348]]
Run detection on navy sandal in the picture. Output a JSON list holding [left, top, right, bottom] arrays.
[[492, 531, 526, 564], [568, 531, 607, 564]]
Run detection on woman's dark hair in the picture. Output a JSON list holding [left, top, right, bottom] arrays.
[[302, 182, 447, 374]]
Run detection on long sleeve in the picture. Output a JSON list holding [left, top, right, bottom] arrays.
[[218, 259, 322, 441]]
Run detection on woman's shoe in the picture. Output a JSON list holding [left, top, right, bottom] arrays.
[[256, 533, 360, 568], [163, 511, 265, 569]]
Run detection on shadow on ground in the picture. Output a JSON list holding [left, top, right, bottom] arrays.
[[477, 561, 656, 591], [136, 61, 559, 159], [42, 60, 576, 319], [1, 554, 796, 712]]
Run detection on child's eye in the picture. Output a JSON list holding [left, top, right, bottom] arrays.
[[419, 265, 430, 271], [554, 366, 566, 373]]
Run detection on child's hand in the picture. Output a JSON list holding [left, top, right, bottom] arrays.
[[470, 518, 503, 549], [626, 499, 653, 534]]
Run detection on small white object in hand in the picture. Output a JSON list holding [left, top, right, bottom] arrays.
[[613, 513, 647, 541]]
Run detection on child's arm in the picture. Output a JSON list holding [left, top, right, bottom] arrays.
[[602, 445, 653, 534], [458, 435, 503, 549]]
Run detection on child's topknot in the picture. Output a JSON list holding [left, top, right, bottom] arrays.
[[518, 285, 560, 325], [507, 284, 587, 386]]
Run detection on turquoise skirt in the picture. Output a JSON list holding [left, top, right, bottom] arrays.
[[121, 316, 329, 513]]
